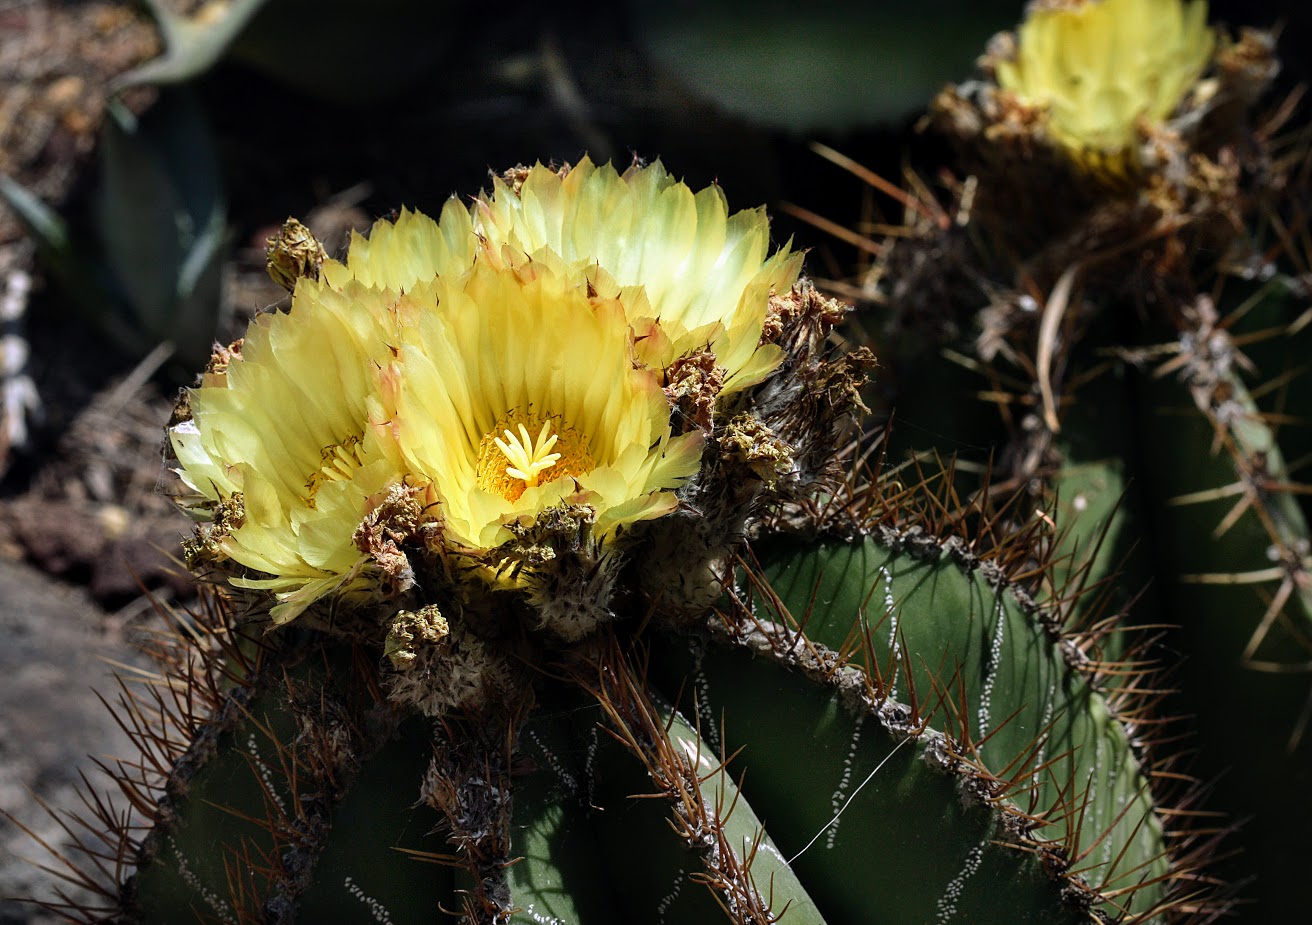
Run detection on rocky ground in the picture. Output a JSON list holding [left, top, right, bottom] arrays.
[[0, 556, 146, 925], [0, 363, 196, 923]]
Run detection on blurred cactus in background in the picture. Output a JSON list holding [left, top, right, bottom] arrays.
[[816, 0, 1310, 918], [8, 0, 1312, 923], [626, 0, 1021, 132]]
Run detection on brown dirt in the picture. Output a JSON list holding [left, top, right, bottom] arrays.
[[0, 4, 189, 919], [0, 554, 149, 925]]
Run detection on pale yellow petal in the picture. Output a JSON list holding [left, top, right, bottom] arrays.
[[472, 157, 799, 391], [385, 259, 699, 562], [998, 0, 1215, 156]]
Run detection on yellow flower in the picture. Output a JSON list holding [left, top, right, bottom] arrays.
[[377, 256, 703, 559], [473, 157, 802, 391], [312, 161, 799, 393], [995, 0, 1214, 159], [170, 278, 408, 624], [318, 200, 478, 291], [176, 167, 782, 616]]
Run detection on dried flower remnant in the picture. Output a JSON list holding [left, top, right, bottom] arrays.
[[266, 217, 328, 291], [385, 605, 450, 670]]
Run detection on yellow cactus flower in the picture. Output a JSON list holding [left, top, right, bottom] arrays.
[[472, 157, 802, 392], [995, 0, 1214, 160], [312, 160, 800, 393], [318, 200, 478, 292], [173, 168, 783, 616], [170, 278, 409, 624], [377, 256, 703, 560]]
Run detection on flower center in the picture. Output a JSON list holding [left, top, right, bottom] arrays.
[[476, 412, 594, 502], [304, 434, 366, 507], [496, 420, 561, 487]]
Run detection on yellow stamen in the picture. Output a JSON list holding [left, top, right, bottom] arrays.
[[304, 434, 365, 507], [494, 420, 562, 488], [476, 412, 594, 502]]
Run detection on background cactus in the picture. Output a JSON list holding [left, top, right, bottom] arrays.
[[8, 2, 1312, 924], [811, 1, 1312, 919]]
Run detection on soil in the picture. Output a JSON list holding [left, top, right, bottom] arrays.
[[1, 4, 181, 920]]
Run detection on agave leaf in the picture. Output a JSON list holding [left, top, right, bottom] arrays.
[[0, 175, 143, 350], [0, 175, 72, 257], [94, 89, 227, 367], [116, 0, 273, 89]]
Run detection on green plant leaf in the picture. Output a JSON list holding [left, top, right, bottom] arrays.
[[94, 88, 227, 367], [117, 0, 273, 89]]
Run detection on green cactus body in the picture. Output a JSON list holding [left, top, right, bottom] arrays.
[[84, 517, 1192, 925], [124, 638, 456, 922], [508, 694, 825, 924], [733, 534, 1173, 922], [1133, 308, 1312, 920]]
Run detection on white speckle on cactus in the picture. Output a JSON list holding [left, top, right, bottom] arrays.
[[583, 724, 600, 808], [656, 865, 686, 923], [1032, 680, 1058, 793], [344, 876, 395, 924], [248, 732, 285, 813], [526, 729, 578, 795], [753, 838, 788, 866], [934, 831, 990, 923], [524, 903, 567, 925], [826, 712, 866, 849], [975, 593, 1007, 751], [880, 566, 900, 701], [170, 837, 234, 923], [687, 644, 722, 753]]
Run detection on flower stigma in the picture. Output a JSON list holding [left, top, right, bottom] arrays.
[[475, 412, 595, 502], [496, 421, 561, 488]]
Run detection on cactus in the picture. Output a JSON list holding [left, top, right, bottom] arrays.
[[10, 155, 1233, 924], [29, 487, 1216, 924], [806, 0, 1310, 918]]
